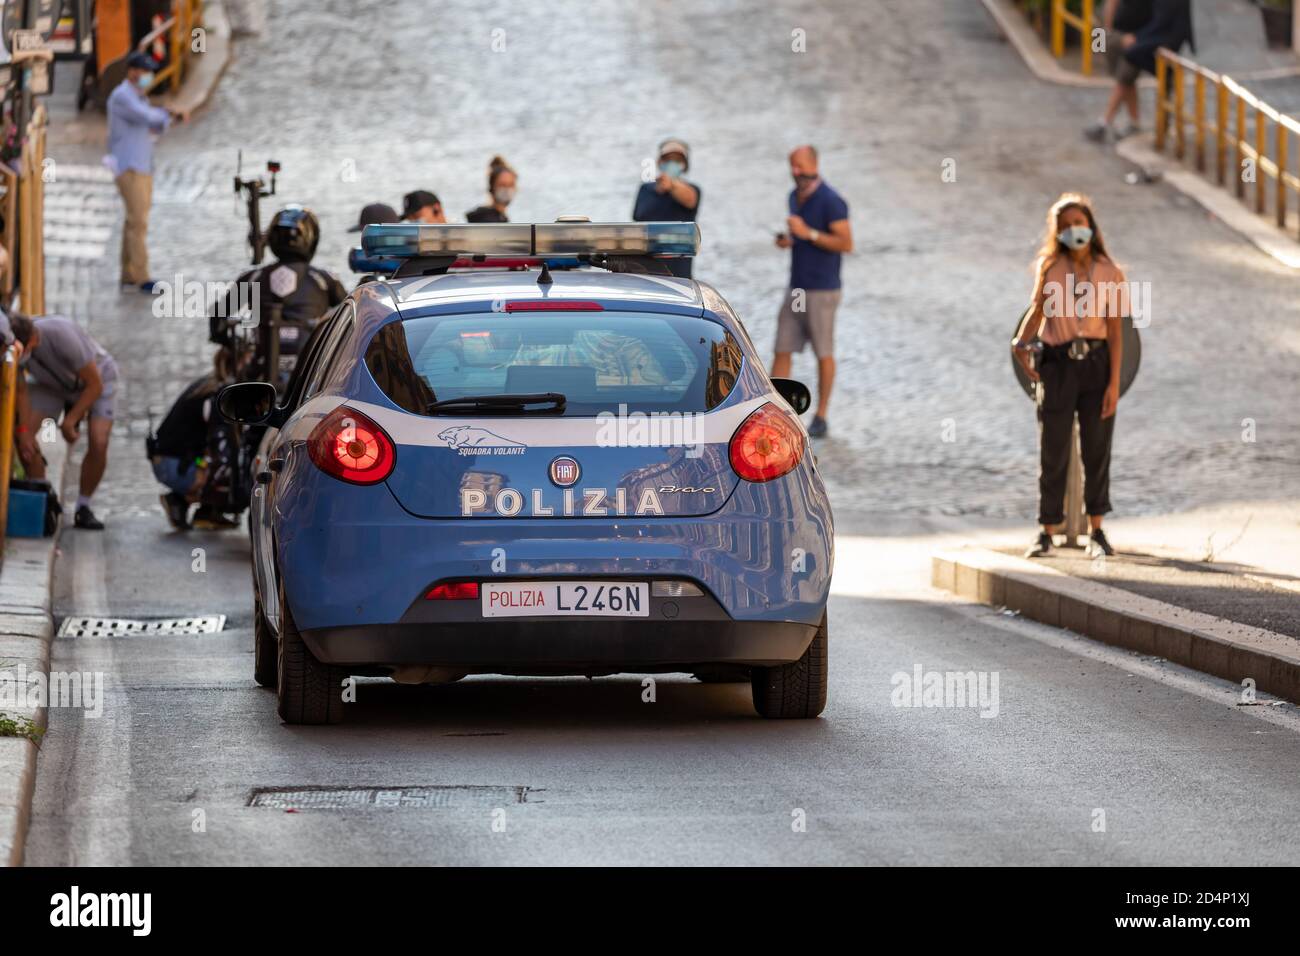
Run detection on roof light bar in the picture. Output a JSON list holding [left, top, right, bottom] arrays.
[[535, 221, 699, 256], [348, 249, 585, 275], [359, 221, 701, 261]]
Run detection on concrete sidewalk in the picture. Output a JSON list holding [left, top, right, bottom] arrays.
[[0, 440, 67, 866], [0, 0, 238, 869], [985, 0, 1300, 270], [984, 0, 1300, 88], [44, 0, 234, 151], [932, 502, 1300, 705]]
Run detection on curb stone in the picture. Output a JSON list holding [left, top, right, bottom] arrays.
[[1116, 134, 1300, 269], [160, 0, 233, 117], [932, 547, 1300, 704], [981, 0, 1300, 88], [0, 431, 69, 866], [980, 0, 1128, 89]]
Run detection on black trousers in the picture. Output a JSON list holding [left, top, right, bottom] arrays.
[[1036, 342, 1114, 526]]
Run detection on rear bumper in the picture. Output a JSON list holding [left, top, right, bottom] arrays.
[[301, 617, 817, 672], [274, 458, 835, 641]]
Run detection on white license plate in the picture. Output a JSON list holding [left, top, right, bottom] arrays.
[[481, 581, 649, 618]]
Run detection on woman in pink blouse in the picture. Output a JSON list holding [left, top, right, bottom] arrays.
[[1013, 193, 1127, 559]]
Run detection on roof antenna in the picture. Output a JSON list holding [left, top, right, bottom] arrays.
[[537, 260, 553, 286]]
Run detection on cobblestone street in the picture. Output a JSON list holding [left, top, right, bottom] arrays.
[[40, 0, 1300, 525]]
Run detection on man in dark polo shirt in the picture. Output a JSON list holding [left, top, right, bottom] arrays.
[[772, 144, 853, 437], [632, 138, 701, 279]]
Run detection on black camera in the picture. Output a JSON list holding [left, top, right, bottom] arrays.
[[233, 155, 280, 265]]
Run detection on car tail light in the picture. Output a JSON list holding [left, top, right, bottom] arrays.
[[729, 402, 805, 482], [307, 406, 396, 485], [426, 581, 479, 600], [504, 300, 604, 312]]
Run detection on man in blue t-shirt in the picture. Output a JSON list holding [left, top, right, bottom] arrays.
[[632, 138, 701, 279], [772, 145, 852, 438]]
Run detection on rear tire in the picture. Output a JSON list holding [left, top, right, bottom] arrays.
[[751, 614, 827, 719], [253, 589, 277, 688], [276, 581, 346, 725]]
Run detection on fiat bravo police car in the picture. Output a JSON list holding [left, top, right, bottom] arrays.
[[219, 221, 834, 724]]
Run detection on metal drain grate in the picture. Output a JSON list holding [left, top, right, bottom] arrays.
[[57, 615, 227, 638], [248, 785, 533, 810]]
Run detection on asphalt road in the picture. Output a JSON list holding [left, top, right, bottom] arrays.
[[20, 0, 1300, 865], [22, 518, 1300, 866]]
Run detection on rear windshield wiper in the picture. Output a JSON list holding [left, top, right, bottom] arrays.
[[426, 392, 567, 415]]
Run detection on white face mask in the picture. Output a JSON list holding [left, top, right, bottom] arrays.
[[493, 187, 515, 206], [1058, 225, 1093, 250]]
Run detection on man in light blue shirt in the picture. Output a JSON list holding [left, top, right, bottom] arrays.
[[106, 51, 185, 292]]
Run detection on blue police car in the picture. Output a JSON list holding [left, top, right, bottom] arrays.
[[219, 221, 834, 724]]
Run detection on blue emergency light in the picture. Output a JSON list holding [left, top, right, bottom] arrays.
[[346, 248, 592, 275], [359, 221, 701, 261]]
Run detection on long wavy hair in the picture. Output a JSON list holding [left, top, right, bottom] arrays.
[[1035, 192, 1113, 272]]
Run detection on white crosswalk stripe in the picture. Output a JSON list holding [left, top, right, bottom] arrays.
[[44, 162, 119, 263], [44, 161, 223, 263]]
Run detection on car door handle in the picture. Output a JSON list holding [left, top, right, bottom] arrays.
[[269, 458, 285, 473]]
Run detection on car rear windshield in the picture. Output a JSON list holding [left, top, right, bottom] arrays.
[[366, 311, 742, 416]]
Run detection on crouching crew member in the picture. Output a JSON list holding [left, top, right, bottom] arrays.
[[150, 347, 251, 530], [10, 313, 118, 530]]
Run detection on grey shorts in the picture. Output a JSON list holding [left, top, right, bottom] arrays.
[[775, 288, 841, 358], [27, 357, 118, 421], [1104, 33, 1141, 86], [1115, 56, 1141, 87]]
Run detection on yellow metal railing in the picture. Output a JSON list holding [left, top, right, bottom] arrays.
[[17, 105, 46, 315], [1156, 49, 1300, 234], [0, 164, 16, 299], [1051, 0, 1097, 76], [0, 105, 46, 550], [0, 346, 18, 547], [140, 0, 204, 95]]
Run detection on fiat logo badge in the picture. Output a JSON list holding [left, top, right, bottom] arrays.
[[549, 456, 581, 487]]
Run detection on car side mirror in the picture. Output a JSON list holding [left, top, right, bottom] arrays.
[[218, 382, 279, 425], [771, 377, 811, 415]]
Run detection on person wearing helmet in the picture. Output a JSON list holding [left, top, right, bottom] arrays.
[[209, 204, 347, 392]]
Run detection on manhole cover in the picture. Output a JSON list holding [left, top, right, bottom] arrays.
[[248, 785, 533, 810], [57, 615, 227, 638]]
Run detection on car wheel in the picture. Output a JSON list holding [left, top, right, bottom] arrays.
[[750, 613, 827, 719], [276, 580, 345, 725], [253, 588, 277, 688]]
